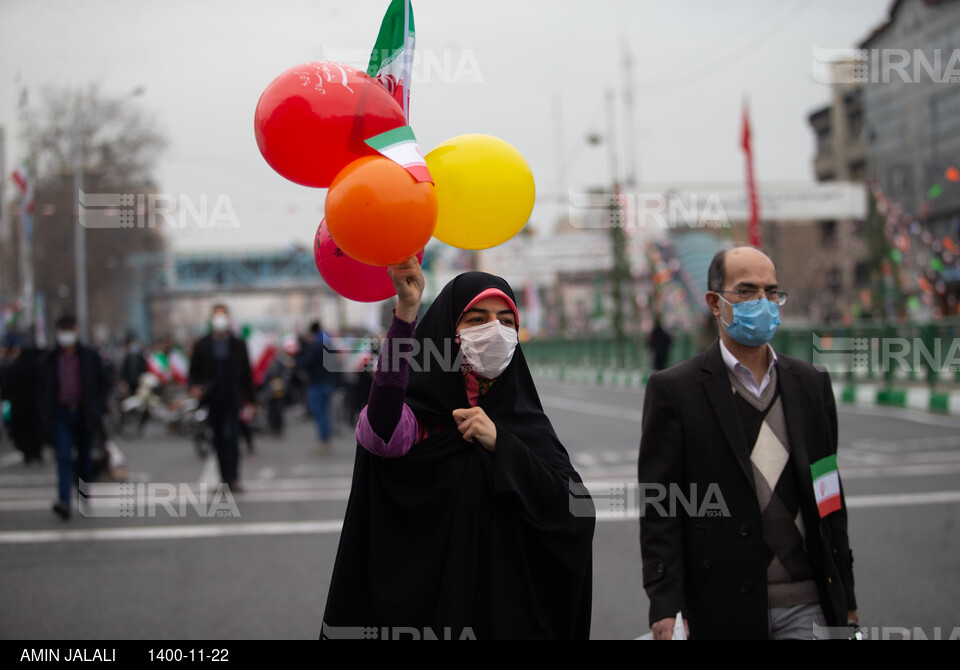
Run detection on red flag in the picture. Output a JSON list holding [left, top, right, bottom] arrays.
[[741, 100, 761, 248], [11, 164, 34, 214]]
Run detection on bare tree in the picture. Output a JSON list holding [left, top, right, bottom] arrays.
[[17, 83, 169, 343], [21, 83, 166, 190]]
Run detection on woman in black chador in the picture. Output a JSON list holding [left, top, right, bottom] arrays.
[[321, 257, 595, 640]]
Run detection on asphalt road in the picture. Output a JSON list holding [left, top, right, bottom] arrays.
[[1, 379, 958, 640]]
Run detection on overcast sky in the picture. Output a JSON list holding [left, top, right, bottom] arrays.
[[0, 0, 891, 252]]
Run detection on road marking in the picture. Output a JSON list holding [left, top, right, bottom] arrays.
[[592, 489, 960, 521], [0, 488, 352, 512], [845, 490, 960, 508], [1, 490, 958, 543], [0, 476, 355, 512], [539, 394, 644, 423], [574, 458, 960, 479], [0, 520, 343, 544], [849, 436, 960, 452], [840, 462, 960, 479], [837, 405, 960, 429], [540, 380, 960, 429], [3, 462, 958, 513]]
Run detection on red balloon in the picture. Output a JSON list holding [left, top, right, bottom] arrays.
[[325, 156, 437, 266], [314, 218, 423, 302], [254, 62, 407, 188]]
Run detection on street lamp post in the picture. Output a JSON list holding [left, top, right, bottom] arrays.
[[74, 111, 87, 341]]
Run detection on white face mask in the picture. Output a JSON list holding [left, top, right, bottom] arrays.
[[57, 331, 78, 348], [457, 319, 519, 380], [211, 313, 230, 333]]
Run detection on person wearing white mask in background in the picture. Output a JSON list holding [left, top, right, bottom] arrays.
[[38, 315, 109, 520], [188, 304, 255, 492], [321, 257, 595, 640]]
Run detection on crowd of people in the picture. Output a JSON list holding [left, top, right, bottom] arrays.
[[1, 246, 859, 639], [0, 306, 374, 516]]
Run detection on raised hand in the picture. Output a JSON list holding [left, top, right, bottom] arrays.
[[387, 256, 425, 324]]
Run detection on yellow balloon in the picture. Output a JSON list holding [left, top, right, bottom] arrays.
[[425, 134, 535, 250]]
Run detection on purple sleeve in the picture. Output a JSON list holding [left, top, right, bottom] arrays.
[[356, 404, 419, 458], [358, 314, 418, 451]]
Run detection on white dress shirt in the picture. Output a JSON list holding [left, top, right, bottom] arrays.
[[719, 339, 778, 398]]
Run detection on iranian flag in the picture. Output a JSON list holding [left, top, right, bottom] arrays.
[[11, 163, 34, 213], [246, 329, 277, 388], [740, 98, 761, 249], [367, 0, 415, 121], [365, 126, 432, 183], [810, 454, 842, 518], [146, 350, 170, 383], [168, 347, 190, 385]]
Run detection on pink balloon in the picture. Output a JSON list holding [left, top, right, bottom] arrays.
[[314, 219, 423, 302]]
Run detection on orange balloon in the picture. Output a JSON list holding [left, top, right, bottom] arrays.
[[325, 156, 437, 266]]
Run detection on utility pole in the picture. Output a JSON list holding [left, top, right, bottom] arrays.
[[74, 86, 145, 342], [0, 125, 6, 306], [606, 89, 631, 366], [621, 42, 643, 331], [622, 43, 639, 191], [74, 108, 89, 341]]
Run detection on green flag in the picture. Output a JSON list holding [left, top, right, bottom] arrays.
[[365, 125, 431, 183], [367, 0, 415, 121]]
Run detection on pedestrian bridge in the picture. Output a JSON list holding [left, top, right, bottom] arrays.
[[140, 249, 325, 296]]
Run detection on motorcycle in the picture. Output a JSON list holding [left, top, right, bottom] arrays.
[[117, 372, 165, 438]]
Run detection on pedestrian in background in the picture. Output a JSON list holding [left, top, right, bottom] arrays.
[[188, 304, 255, 492], [38, 315, 109, 520], [296, 321, 341, 454], [117, 333, 146, 399], [5, 334, 46, 465], [0, 334, 20, 454], [647, 315, 673, 371]]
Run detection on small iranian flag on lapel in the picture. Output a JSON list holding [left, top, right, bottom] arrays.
[[810, 454, 842, 518]]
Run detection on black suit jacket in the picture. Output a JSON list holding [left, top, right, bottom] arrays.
[[37, 344, 109, 445], [188, 333, 255, 411], [637, 340, 856, 639]]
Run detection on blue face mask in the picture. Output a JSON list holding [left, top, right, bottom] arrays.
[[719, 296, 780, 347]]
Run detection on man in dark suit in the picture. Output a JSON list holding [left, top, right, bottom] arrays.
[[638, 246, 857, 639], [188, 304, 255, 492], [38, 315, 109, 520]]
